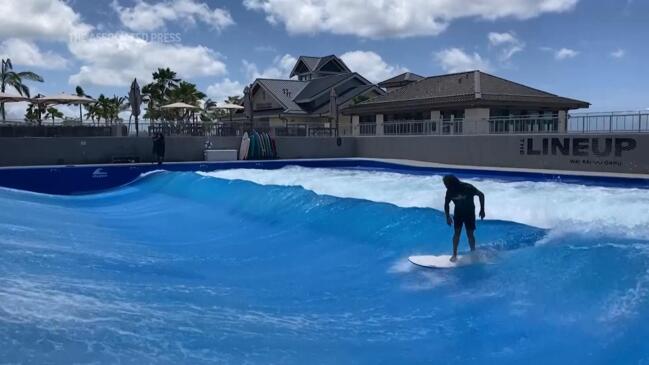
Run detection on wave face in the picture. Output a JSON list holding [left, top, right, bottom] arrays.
[[1, 168, 648, 364]]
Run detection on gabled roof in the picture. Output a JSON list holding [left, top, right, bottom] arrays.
[[345, 70, 589, 113], [378, 72, 424, 88], [294, 73, 355, 102], [251, 72, 383, 116], [289, 55, 351, 78], [253, 79, 309, 114], [311, 84, 383, 115]]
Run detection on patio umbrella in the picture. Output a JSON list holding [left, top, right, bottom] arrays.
[[33, 93, 96, 124], [160, 102, 200, 123], [160, 102, 200, 109], [0, 92, 29, 122], [128, 78, 142, 136], [214, 102, 244, 121], [0, 91, 29, 102], [329, 87, 338, 135]]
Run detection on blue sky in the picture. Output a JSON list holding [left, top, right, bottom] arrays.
[[1, 0, 647, 117]]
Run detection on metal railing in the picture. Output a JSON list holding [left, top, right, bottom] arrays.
[[488, 116, 559, 134], [568, 112, 649, 133], [359, 123, 376, 135], [3, 112, 648, 138], [361, 116, 563, 136]]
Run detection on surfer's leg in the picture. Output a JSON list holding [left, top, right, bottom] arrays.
[[452, 218, 462, 260], [465, 215, 476, 251], [466, 229, 476, 251]]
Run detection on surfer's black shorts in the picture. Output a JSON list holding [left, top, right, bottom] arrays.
[[454, 214, 476, 231]]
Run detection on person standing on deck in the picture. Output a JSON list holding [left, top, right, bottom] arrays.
[[152, 132, 165, 165], [443, 175, 485, 262]]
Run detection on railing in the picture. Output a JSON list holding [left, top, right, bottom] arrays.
[[361, 117, 562, 136], [488, 116, 559, 134], [568, 112, 649, 133], [4, 112, 648, 138], [359, 123, 376, 136]]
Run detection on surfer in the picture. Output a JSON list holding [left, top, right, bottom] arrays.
[[152, 132, 165, 165], [443, 175, 485, 262]]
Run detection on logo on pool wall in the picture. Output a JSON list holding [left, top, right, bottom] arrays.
[[519, 137, 636, 157], [92, 168, 108, 179]]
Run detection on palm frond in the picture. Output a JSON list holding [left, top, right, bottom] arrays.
[[17, 71, 44, 82]]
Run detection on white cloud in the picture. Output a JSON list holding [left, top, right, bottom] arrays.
[[0, 39, 68, 70], [555, 47, 578, 60], [242, 54, 296, 80], [340, 51, 408, 83], [435, 48, 491, 73], [206, 78, 245, 103], [488, 31, 525, 61], [611, 49, 626, 59], [68, 33, 227, 86], [244, 0, 579, 38], [0, 0, 92, 41], [111, 0, 234, 32]]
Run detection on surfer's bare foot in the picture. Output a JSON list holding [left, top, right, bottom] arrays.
[[450, 255, 457, 263]]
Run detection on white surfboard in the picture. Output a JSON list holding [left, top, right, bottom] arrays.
[[239, 132, 250, 160], [408, 254, 476, 269]]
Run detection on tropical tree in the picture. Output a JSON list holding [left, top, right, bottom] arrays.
[[23, 93, 46, 125], [200, 98, 217, 121], [91, 94, 127, 125], [142, 67, 180, 121], [75, 85, 94, 123], [1, 58, 44, 121], [44, 106, 63, 124]]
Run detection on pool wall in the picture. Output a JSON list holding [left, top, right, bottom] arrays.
[[1, 159, 647, 195], [0, 133, 646, 179]]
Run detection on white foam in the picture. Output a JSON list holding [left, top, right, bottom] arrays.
[[200, 166, 649, 238]]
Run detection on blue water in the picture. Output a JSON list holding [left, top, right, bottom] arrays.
[[1, 168, 649, 364]]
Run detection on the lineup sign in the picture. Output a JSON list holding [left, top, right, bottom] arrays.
[[519, 137, 638, 167]]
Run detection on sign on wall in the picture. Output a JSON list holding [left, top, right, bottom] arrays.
[[520, 137, 637, 168]]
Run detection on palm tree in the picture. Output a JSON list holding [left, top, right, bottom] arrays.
[[200, 98, 218, 122], [44, 106, 63, 124], [1, 58, 44, 121], [142, 68, 180, 121], [167, 81, 205, 122], [92, 94, 127, 125], [75, 85, 93, 123], [23, 93, 46, 125]]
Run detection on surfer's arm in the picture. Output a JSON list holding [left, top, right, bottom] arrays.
[[444, 193, 452, 225], [476, 189, 485, 219]]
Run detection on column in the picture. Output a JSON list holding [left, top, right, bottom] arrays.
[[429, 110, 440, 134], [376, 114, 384, 136], [558, 110, 567, 133], [352, 115, 360, 136], [464, 108, 490, 134]]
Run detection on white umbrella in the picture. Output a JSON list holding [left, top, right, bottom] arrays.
[[160, 102, 200, 123], [33, 93, 95, 105], [160, 102, 199, 109], [0, 91, 29, 102], [214, 102, 244, 110], [33, 93, 96, 124], [214, 102, 244, 121]]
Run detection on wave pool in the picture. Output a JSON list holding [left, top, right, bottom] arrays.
[[1, 166, 648, 364]]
